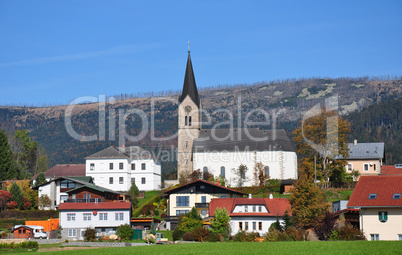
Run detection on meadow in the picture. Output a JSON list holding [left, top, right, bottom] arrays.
[[10, 241, 402, 255]]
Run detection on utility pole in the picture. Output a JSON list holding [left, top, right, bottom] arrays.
[[314, 155, 317, 186]]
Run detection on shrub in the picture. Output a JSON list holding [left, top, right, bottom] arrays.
[[141, 203, 155, 216], [172, 227, 185, 241], [116, 224, 133, 241], [0, 241, 38, 249], [234, 231, 259, 242], [154, 209, 159, 216], [161, 213, 166, 218], [182, 231, 194, 241], [205, 232, 220, 242], [264, 228, 303, 242], [328, 223, 365, 241], [84, 228, 97, 242], [192, 227, 209, 242]]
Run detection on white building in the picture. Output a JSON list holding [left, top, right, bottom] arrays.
[[193, 129, 298, 187], [176, 50, 297, 186], [33, 176, 93, 210], [58, 201, 131, 240], [209, 196, 291, 236], [86, 146, 161, 191]]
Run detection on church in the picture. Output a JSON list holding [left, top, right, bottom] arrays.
[[177, 49, 297, 187]]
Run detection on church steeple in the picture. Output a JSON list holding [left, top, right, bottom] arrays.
[[179, 46, 200, 107]]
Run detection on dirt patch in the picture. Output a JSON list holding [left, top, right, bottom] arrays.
[[37, 247, 101, 252]]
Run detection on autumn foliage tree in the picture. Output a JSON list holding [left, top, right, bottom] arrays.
[[293, 109, 350, 187], [289, 173, 328, 241]]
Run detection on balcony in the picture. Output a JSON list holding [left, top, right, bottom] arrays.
[[65, 198, 104, 203], [195, 203, 209, 208]]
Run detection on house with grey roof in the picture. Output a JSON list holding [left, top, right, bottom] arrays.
[[85, 146, 161, 192], [343, 139, 385, 178]]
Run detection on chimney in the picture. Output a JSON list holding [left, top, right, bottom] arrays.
[[249, 194, 252, 199], [354, 139, 357, 146], [269, 194, 273, 199], [217, 180, 220, 186]]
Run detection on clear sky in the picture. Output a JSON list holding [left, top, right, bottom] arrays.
[[0, 1, 401, 106]]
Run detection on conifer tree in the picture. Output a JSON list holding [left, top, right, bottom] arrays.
[[9, 182, 24, 209], [35, 172, 46, 186], [0, 130, 17, 181]]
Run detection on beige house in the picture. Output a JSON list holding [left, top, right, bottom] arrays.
[[347, 175, 402, 241], [163, 179, 245, 229], [344, 140, 384, 178]]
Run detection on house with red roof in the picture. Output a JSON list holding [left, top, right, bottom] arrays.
[[381, 164, 402, 175], [58, 201, 131, 240], [163, 179, 246, 229], [209, 196, 291, 236], [31, 164, 86, 185], [347, 175, 402, 241]]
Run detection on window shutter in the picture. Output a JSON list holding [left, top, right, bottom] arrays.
[[378, 212, 383, 221], [384, 212, 388, 221]]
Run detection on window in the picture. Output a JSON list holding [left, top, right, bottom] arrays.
[[364, 163, 369, 171], [141, 163, 146, 170], [258, 222, 262, 231], [239, 222, 243, 230], [60, 195, 68, 203], [347, 163, 353, 172], [109, 177, 113, 184], [244, 205, 248, 212], [131, 178, 135, 184], [189, 116, 192, 126], [201, 196, 206, 203], [393, 193, 401, 199], [258, 205, 262, 212], [185, 116, 188, 126], [176, 210, 189, 216], [185, 141, 188, 148], [253, 206, 256, 212], [221, 195, 226, 198], [60, 180, 75, 189], [119, 177, 124, 184], [90, 163, 95, 170], [368, 193, 377, 199], [203, 166, 208, 173], [221, 166, 225, 178], [245, 222, 249, 231], [141, 177, 146, 184], [115, 213, 124, 221], [378, 211, 388, 223], [109, 163, 113, 170], [374, 164, 377, 171], [265, 166, 270, 176], [398, 234, 402, 241], [200, 185, 205, 189], [176, 196, 189, 207], [83, 213, 91, 221], [370, 234, 379, 241], [99, 213, 108, 221], [201, 210, 207, 217], [68, 229, 77, 237], [67, 213, 76, 221], [253, 222, 256, 230], [131, 163, 135, 170], [119, 163, 124, 170]]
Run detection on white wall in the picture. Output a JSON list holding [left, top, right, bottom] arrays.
[[361, 208, 402, 241], [37, 180, 68, 210], [193, 150, 297, 187], [86, 158, 161, 191], [230, 216, 283, 236]]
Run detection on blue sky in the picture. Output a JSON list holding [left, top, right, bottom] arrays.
[[0, 1, 401, 106]]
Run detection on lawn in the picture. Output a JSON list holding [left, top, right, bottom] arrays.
[[13, 241, 402, 255]]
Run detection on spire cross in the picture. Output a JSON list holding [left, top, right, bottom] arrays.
[[188, 41, 190, 53]]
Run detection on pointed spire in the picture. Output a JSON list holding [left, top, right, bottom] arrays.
[[179, 44, 199, 106]]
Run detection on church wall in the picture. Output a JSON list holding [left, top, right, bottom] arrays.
[[193, 151, 297, 187]]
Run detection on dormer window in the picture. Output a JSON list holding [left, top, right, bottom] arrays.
[[368, 193, 377, 199], [393, 193, 401, 199]]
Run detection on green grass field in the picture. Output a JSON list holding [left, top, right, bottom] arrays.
[[13, 241, 401, 255]]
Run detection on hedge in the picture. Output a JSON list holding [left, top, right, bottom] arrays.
[[0, 241, 38, 249], [0, 210, 58, 219]]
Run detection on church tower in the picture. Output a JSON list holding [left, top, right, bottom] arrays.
[[177, 46, 201, 179]]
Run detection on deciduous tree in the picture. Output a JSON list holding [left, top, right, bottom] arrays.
[[210, 207, 231, 239], [232, 164, 248, 187]]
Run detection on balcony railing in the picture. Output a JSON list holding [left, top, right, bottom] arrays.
[[65, 198, 104, 203], [195, 203, 209, 208]]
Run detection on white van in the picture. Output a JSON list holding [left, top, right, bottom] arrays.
[[28, 225, 48, 239]]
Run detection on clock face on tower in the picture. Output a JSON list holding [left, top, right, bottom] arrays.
[[185, 105, 192, 113]]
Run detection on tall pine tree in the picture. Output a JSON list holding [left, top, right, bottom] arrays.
[[9, 182, 24, 209], [0, 130, 17, 181]]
